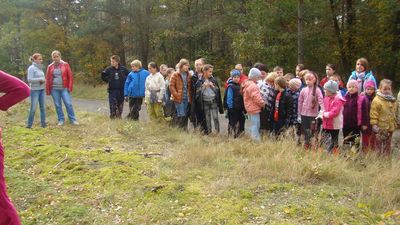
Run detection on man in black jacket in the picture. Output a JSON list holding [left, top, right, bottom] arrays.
[[101, 55, 130, 119]]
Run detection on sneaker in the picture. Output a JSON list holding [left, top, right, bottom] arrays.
[[57, 122, 64, 126], [72, 121, 79, 125]]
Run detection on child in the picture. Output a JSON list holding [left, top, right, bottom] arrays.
[[283, 73, 295, 88], [287, 78, 302, 142], [343, 80, 363, 148], [347, 58, 377, 93], [370, 79, 398, 155], [1, 70, 30, 225], [320, 64, 345, 88], [320, 80, 346, 154], [242, 68, 265, 141], [224, 69, 246, 138], [273, 66, 284, 77], [26, 53, 47, 128], [163, 68, 176, 121], [360, 80, 376, 153], [194, 64, 223, 134], [298, 71, 324, 149], [329, 74, 347, 96], [145, 62, 166, 121], [271, 76, 293, 136], [258, 70, 273, 133]]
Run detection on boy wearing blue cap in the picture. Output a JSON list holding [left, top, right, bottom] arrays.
[[223, 69, 246, 138]]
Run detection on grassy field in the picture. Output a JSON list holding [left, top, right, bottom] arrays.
[[2, 103, 400, 224], [72, 83, 108, 100]]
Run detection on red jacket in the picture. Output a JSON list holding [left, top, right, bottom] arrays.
[[0, 70, 30, 111], [46, 61, 73, 95]]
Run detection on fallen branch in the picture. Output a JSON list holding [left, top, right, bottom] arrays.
[[53, 154, 68, 168], [137, 152, 163, 158]]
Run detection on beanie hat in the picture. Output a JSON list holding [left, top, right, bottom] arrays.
[[248, 68, 261, 80], [289, 78, 302, 90], [347, 79, 358, 89], [365, 80, 375, 89], [230, 69, 241, 77], [324, 79, 339, 94]]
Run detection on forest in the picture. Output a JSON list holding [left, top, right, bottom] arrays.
[[0, 0, 399, 84]]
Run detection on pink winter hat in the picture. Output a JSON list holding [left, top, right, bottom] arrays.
[[347, 79, 358, 88], [365, 80, 375, 89], [289, 78, 302, 90]]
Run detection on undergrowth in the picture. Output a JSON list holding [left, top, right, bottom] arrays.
[[1, 102, 399, 224]]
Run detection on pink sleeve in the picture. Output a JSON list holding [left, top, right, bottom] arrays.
[[325, 97, 344, 118], [0, 70, 30, 111], [317, 88, 325, 111], [298, 89, 304, 115]]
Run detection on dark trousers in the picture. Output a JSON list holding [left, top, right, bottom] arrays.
[[321, 129, 339, 152], [272, 119, 286, 136], [343, 126, 360, 146], [228, 109, 245, 138], [301, 116, 316, 146], [108, 89, 124, 119], [127, 97, 143, 120], [192, 103, 207, 133], [260, 108, 271, 131]]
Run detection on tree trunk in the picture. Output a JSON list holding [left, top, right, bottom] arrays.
[[329, 0, 348, 73], [297, 0, 304, 64]]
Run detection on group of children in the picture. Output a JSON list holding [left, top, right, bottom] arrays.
[[102, 56, 399, 155]]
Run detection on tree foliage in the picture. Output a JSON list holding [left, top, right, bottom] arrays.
[[0, 0, 398, 83]]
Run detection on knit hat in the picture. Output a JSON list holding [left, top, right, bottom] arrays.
[[248, 68, 261, 80], [230, 69, 241, 77], [289, 78, 302, 90], [347, 79, 358, 88], [365, 80, 375, 89], [324, 79, 339, 94]]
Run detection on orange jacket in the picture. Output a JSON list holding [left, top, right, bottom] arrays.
[[169, 71, 192, 104], [45, 61, 73, 95]]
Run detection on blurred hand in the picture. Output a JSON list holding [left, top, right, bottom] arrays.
[[372, 125, 379, 133], [362, 125, 367, 131]]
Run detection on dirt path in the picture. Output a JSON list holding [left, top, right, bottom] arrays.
[[71, 97, 235, 133]]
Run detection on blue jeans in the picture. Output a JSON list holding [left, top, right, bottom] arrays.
[[51, 89, 77, 123], [248, 113, 261, 141], [175, 99, 188, 117], [27, 89, 46, 127]]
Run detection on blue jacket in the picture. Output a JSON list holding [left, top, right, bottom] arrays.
[[348, 70, 377, 92], [124, 68, 149, 97]]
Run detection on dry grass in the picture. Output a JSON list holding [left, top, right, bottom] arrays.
[[1, 102, 400, 224]]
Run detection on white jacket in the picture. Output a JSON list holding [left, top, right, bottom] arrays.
[[145, 72, 166, 103]]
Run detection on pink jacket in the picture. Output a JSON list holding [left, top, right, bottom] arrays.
[[0, 70, 30, 111], [322, 93, 346, 130], [298, 86, 324, 117], [242, 80, 265, 114]]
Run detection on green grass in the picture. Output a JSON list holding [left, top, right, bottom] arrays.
[[72, 82, 108, 100], [2, 103, 400, 224]]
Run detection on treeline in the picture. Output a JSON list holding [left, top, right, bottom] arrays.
[[0, 0, 399, 84]]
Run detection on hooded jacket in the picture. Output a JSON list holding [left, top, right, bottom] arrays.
[[322, 93, 346, 130], [348, 70, 377, 93], [124, 68, 149, 97], [242, 79, 265, 114]]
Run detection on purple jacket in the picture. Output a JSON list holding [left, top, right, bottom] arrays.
[[343, 92, 363, 128], [361, 93, 375, 134]]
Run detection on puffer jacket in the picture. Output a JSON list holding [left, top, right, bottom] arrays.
[[348, 70, 377, 93], [145, 72, 166, 103], [242, 79, 265, 114], [169, 71, 192, 104], [124, 68, 149, 97], [322, 93, 346, 130], [45, 60, 73, 95], [370, 92, 398, 132]]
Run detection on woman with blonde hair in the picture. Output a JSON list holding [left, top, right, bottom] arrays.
[[46, 50, 78, 126], [27, 53, 46, 128]]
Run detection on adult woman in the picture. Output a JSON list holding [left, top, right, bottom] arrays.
[[0, 70, 30, 225], [27, 53, 46, 128], [45, 50, 78, 125]]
